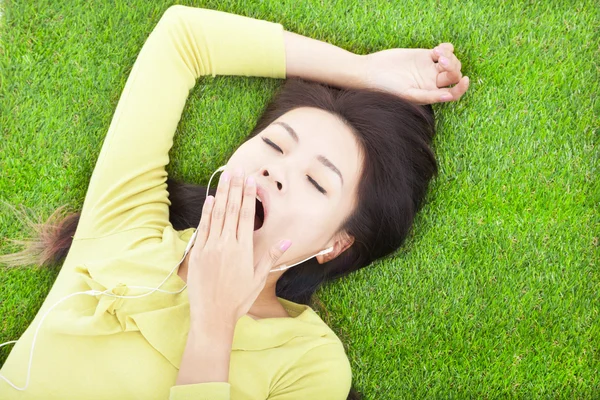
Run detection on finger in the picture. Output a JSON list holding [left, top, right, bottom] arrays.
[[435, 53, 461, 75], [405, 76, 470, 105], [255, 240, 292, 279], [208, 170, 231, 241], [194, 195, 215, 249], [238, 175, 257, 244], [436, 51, 463, 86], [430, 42, 455, 62], [440, 42, 454, 53], [446, 53, 462, 75], [448, 75, 470, 100], [437, 69, 462, 88], [222, 167, 245, 240]]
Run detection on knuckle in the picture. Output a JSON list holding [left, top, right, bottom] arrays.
[[231, 177, 244, 187], [269, 248, 280, 262], [216, 185, 228, 196], [240, 207, 254, 220], [221, 231, 233, 242], [199, 221, 210, 233], [213, 207, 226, 220], [204, 238, 216, 250], [227, 202, 240, 214]]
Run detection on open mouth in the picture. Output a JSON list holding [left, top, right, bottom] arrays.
[[254, 197, 265, 231]]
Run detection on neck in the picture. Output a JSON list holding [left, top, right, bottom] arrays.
[[177, 252, 288, 319]]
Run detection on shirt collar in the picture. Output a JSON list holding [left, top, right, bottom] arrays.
[[130, 296, 334, 369], [66, 257, 333, 370]]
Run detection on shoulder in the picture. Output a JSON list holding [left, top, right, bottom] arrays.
[[271, 299, 352, 399], [271, 341, 352, 400]]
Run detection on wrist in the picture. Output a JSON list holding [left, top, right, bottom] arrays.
[[189, 311, 238, 337], [335, 53, 368, 90], [284, 30, 368, 90], [177, 316, 235, 385]]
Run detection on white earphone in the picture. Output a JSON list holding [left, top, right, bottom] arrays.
[[0, 165, 334, 391], [270, 246, 334, 272]]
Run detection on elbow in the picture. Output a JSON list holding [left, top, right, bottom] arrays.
[[159, 4, 191, 29]]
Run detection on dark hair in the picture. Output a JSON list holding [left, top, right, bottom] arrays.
[[1, 79, 437, 400]]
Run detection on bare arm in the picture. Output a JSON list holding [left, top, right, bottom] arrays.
[[176, 319, 236, 385], [284, 31, 469, 104], [284, 31, 367, 89]]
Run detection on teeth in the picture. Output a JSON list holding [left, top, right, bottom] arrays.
[[256, 195, 262, 203]]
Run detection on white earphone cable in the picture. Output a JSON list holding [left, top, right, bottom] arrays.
[[0, 165, 333, 391]]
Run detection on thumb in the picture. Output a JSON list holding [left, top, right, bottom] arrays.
[[402, 88, 454, 105], [255, 240, 292, 279]]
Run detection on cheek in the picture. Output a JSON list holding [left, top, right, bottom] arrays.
[[225, 141, 262, 169], [275, 201, 334, 242]]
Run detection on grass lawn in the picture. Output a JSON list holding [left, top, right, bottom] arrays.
[[1, 0, 598, 398]]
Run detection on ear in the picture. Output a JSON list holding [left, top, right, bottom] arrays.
[[316, 231, 355, 264]]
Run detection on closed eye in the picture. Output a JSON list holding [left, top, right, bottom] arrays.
[[261, 136, 327, 195], [262, 137, 283, 153], [307, 175, 327, 194]]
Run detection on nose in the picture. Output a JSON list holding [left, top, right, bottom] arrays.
[[261, 167, 284, 191]]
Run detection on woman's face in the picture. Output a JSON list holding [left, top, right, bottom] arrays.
[[225, 107, 363, 269]]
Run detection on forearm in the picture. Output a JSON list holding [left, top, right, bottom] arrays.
[[284, 31, 366, 89], [175, 319, 235, 385]]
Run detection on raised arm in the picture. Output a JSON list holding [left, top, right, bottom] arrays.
[[72, 3, 466, 398], [74, 5, 286, 242], [75, 3, 466, 242], [284, 30, 469, 104]]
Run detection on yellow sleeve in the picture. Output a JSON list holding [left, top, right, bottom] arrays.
[[74, 5, 286, 240], [170, 382, 230, 400], [268, 343, 353, 400]]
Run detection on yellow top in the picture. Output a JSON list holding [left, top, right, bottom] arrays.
[[0, 5, 351, 400]]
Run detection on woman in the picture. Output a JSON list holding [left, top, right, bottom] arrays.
[[0, 4, 468, 399]]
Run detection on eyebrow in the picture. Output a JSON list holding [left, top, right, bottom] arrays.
[[273, 121, 344, 186]]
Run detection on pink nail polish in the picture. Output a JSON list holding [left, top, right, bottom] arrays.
[[246, 176, 255, 185], [279, 240, 292, 251], [440, 56, 449, 66], [221, 172, 230, 182], [440, 94, 453, 102]]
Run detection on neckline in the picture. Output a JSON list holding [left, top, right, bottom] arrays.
[[244, 297, 310, 321]]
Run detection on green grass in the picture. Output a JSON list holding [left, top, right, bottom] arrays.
[[1, 0, 598, 398]]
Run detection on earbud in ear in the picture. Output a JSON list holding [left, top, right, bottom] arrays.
[[317, 246, 334, 256]]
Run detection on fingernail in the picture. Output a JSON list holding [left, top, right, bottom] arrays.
[[440, 56, 449, 66], [234, 167, 244, 177], [221, 171, 230, 182], [434, 47, 442, 55], [205, 195, 214, 205], [279, 240, 292, 252], [246, 176, 255, 185], [440, 94, 453, 102]]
